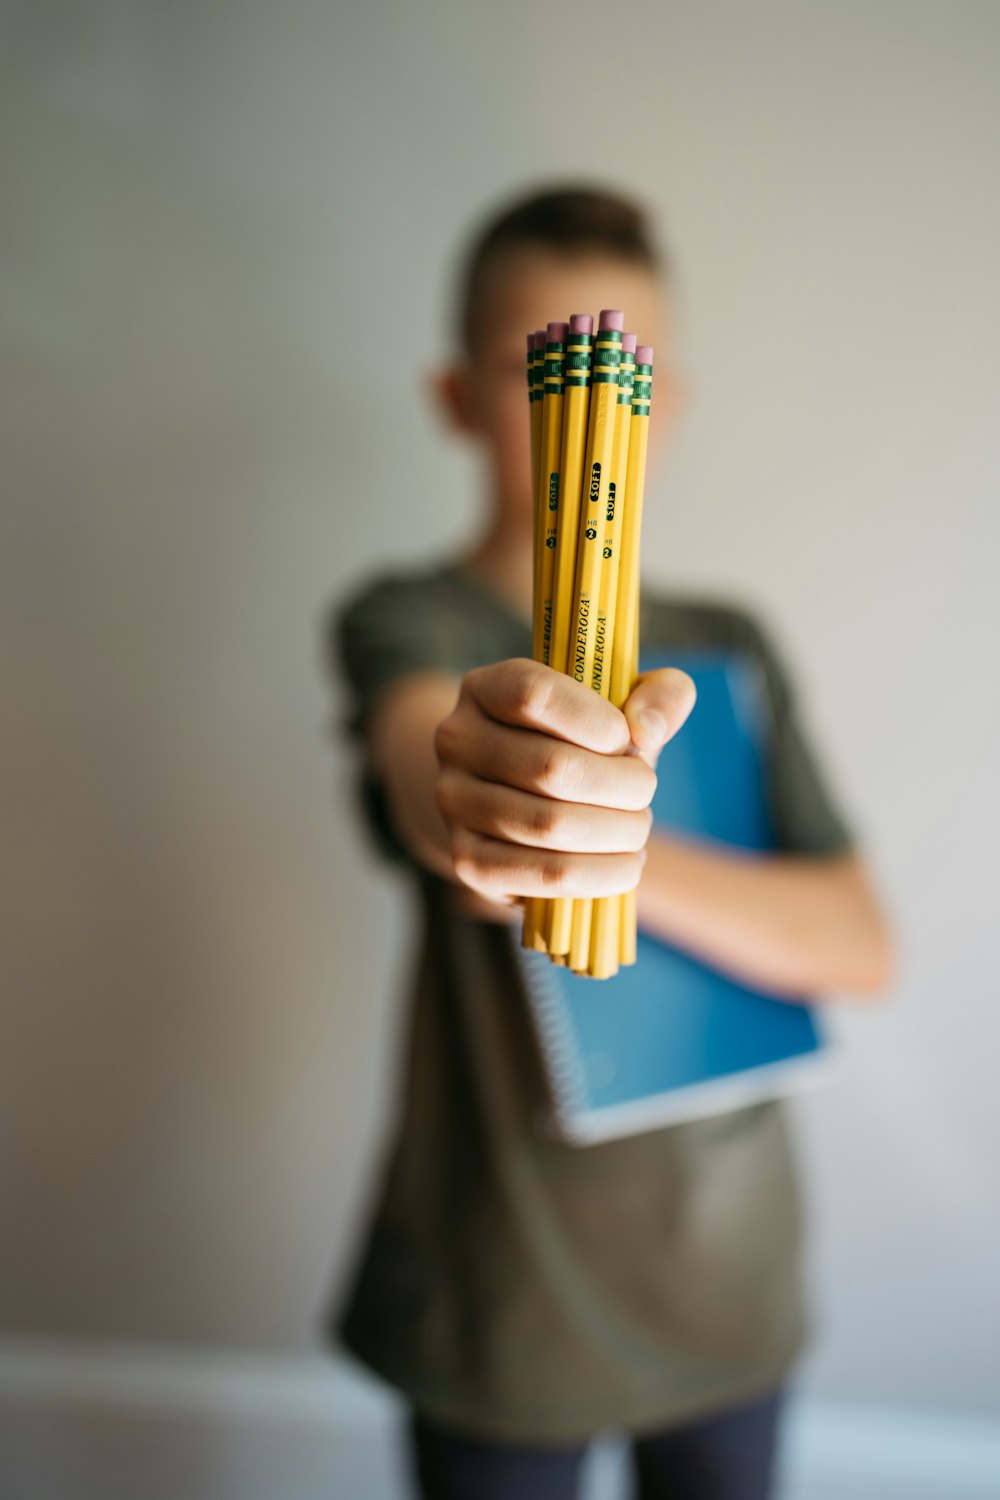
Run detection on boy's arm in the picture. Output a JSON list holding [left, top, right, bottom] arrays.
[[636, 839, 889, 999], [368, 671, 466, 882], [618, 671, 892, 1000]]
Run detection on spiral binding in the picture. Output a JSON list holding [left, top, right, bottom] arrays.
[[511, 930, 588, 1136]]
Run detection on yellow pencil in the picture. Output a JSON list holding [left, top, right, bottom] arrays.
[[565, 310, 624, 972], [529, 328, 544, 502], [522, 329, 550, 953], [611, 345, 654, 967], [523, 325, 567, 952], [616, 581, 643, 966], [533, 321, 569, 666], [545, 313, 594, 957], [588, 332, 637, 978]]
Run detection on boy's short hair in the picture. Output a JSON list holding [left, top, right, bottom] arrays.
[[456, 184, 665, 355]]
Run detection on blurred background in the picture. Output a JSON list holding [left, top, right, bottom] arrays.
[[1, 1, 998, 1496]]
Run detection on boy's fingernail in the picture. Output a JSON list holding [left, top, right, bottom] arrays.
[[636, 707, 666, 746]]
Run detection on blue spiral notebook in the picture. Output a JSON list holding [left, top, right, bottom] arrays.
[[516, 648, 832, 1145]]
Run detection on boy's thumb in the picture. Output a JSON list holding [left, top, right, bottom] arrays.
[[622, 668, 697, 766]]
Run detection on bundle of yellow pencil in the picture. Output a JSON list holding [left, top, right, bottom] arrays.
[[522, 310, 654, 979]]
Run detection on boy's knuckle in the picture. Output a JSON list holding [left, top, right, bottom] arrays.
[[530, 798, 560, 844], [538, 742, 581, 799], [509, 663, 553, 725], [433, 714, 457, 765], [450, 831, 481, 888], [539, 854, 570, 894]]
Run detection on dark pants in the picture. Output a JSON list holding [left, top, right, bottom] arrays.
[[407, 1386, 784, 1500]]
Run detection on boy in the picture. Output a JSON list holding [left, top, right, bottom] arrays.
[[330, 187, 891, 1500]]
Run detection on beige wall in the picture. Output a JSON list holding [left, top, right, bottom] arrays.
[[2, 0, 998, 1415]]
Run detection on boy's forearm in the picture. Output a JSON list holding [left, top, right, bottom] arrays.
[[370, 673, 463, 880], [636, 834, 891, 1000]]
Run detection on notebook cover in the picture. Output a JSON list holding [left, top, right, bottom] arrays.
[[516, 648, 832, 1145]]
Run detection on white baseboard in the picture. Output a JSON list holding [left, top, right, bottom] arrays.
[[0, 1337, 998, 1499], [0, 1335, 393, 1427], [782, 1398, 1000, 1496]]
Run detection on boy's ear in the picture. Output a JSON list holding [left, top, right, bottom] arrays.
[[428, 364, 480, 436]]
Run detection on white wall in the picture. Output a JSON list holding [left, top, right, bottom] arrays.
[[2, 0, 998, 1422]]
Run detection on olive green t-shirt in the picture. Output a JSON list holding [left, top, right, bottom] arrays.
[[329, 560, 852, 1444]]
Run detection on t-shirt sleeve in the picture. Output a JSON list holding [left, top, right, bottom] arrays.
[[328, 571, 471, 861], [739, 612, 855, 857], [333, 572, 470, 739]]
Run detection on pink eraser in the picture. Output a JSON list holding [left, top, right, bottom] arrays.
[[621, 331, 637, 354], [599, 309, 625, 332], [527, 331, 536, 350], [636, 344, 654, 364], [569, 312, 593, 335], [534, 328, 546, 349], [547, 320, 569, 342]]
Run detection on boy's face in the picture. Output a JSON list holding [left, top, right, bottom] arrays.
[[436, 249, 676, 531]]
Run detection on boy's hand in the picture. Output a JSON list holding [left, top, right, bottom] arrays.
[[434, 658, 695, 904]]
